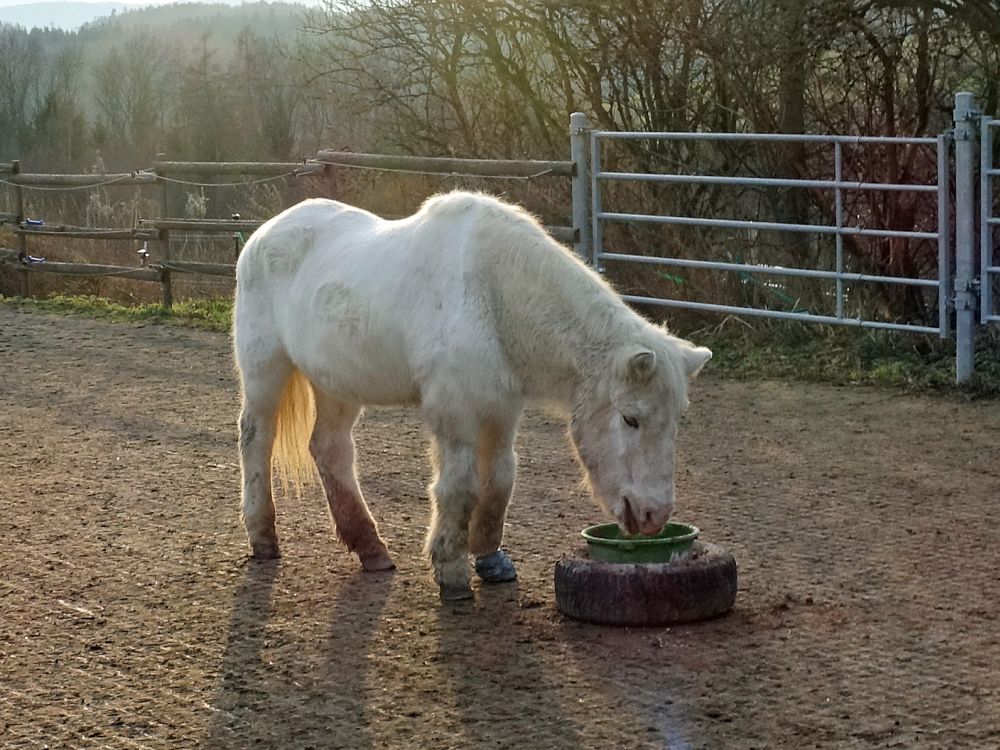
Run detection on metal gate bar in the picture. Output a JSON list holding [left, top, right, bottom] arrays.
[[591, 130, 947, 336], [602, 252, 938, 286], [595, 211, 939, 240], [619, 294, 941, 335], [982, 118, 999, 323], [937, 135, 951, 338]]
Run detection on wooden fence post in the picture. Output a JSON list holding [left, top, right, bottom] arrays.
[[158, 175, 173, 308], [13, 162, 30, 298], [160, 228, 173, 309]]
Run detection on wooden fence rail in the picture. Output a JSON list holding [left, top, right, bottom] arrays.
[[15, 224, 161, 241], [5, 172, 158, 187], [2, 148, 581, 306], [153, 160, 325, 177], [0, 248, 162, 282], [158, 260, 236, 278], [315, 150, 573, 178], [139, 218, 262, 232]]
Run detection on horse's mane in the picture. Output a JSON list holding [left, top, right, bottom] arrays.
[[414, 191, 691, 403], [417, 190, 633, 336]]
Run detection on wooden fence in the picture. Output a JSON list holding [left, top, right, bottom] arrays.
[[0, 150, 582, 307]]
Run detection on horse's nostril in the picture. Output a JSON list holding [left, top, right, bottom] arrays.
[[621, 496, 640, 534], [644, 510, 653, 523]]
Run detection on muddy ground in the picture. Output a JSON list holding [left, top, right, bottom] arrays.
[[1, 307, 998, 749]]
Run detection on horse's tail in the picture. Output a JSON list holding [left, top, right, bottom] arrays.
[[272, 368, 317, 492]]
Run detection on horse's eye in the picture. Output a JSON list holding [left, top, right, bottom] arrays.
[[622, 415, 639, 429]]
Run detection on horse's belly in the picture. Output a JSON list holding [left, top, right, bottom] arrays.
[[282, 304, 419, 405], [317, 359, 418, 405]]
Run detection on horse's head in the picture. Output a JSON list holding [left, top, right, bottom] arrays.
[[570, 332, 711, 536]]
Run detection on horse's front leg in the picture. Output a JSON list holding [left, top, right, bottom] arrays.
[[425, 436, 479, 600], [469, 419, 519, 584]]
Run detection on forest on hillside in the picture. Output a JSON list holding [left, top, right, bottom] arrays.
[[1, 0, 997, 170], [0, 2, 318, 170], [1, 0, 998, 324]]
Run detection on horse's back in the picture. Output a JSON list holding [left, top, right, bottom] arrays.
[[234, 192, 554, 408], [236, 198, 381, 288]]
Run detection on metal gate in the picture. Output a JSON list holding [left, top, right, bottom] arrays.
[[982, 116, 999, 324], [587, 130, 950, 337], [565, 93, 1000, 383]]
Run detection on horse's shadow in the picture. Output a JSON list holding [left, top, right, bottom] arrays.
[[201, 561, 393, 749], [200, 559, 281, 749], [202, 564, 580, 748], [433, 583, 583, 747]]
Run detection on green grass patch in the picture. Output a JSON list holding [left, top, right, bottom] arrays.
[[681, 317, 1000, 396], [0, 294, 232, 332]]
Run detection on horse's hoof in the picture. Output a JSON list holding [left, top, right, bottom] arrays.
[[440, 584, 474, 601], [251, 543, 281, 560], [360, 552, 396, 572], [475, 549, 517, 583]]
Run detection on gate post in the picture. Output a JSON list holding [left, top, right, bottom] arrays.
[[569, 112, 592, 263], [953, 92, 980, 383]]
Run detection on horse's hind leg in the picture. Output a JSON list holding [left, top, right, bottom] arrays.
[[469, 418, 519, 583], [310, 391, 394, 572], [238, 358, 290, 560]]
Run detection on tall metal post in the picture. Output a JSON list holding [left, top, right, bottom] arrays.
[[953, 92, 979, 383], [569, 112, 592, 263]]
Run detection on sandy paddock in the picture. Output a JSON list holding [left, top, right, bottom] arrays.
[[1, 307, 998, 748]]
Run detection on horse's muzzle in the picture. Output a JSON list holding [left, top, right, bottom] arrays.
[[620, 496, 672, 536]]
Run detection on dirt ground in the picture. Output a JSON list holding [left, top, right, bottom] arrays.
[[1, 307, 999, 750]]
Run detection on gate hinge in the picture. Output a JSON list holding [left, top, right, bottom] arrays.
[[951, 278, 981, 311], [950, 127, 977, 142]]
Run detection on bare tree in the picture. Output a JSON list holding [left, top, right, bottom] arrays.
[[173, 34, 234, 161], [0, 28, 43, 159], [31, 46, 88, 170], [230, 29, 301, 160], [93, 34, 166, 168]]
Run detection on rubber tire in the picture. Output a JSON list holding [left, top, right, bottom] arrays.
[[554, 541, 737, 626]]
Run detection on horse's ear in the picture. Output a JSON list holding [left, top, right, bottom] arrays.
[[683, 345, 712, 379], [625, 349, 657, 384]]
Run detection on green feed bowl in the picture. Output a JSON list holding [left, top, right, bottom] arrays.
[[581, 521, 700, 564]]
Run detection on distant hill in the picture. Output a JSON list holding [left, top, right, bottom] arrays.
[[0, 1, 314, 139], [0, 3, 312, 64], [0, 0, 310, 31], [0, 2, 128, 29], [71, 2, 310, 62], [0, 0, 333, 167]]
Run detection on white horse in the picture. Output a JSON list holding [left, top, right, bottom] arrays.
[[233, 191, 711, 600]]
